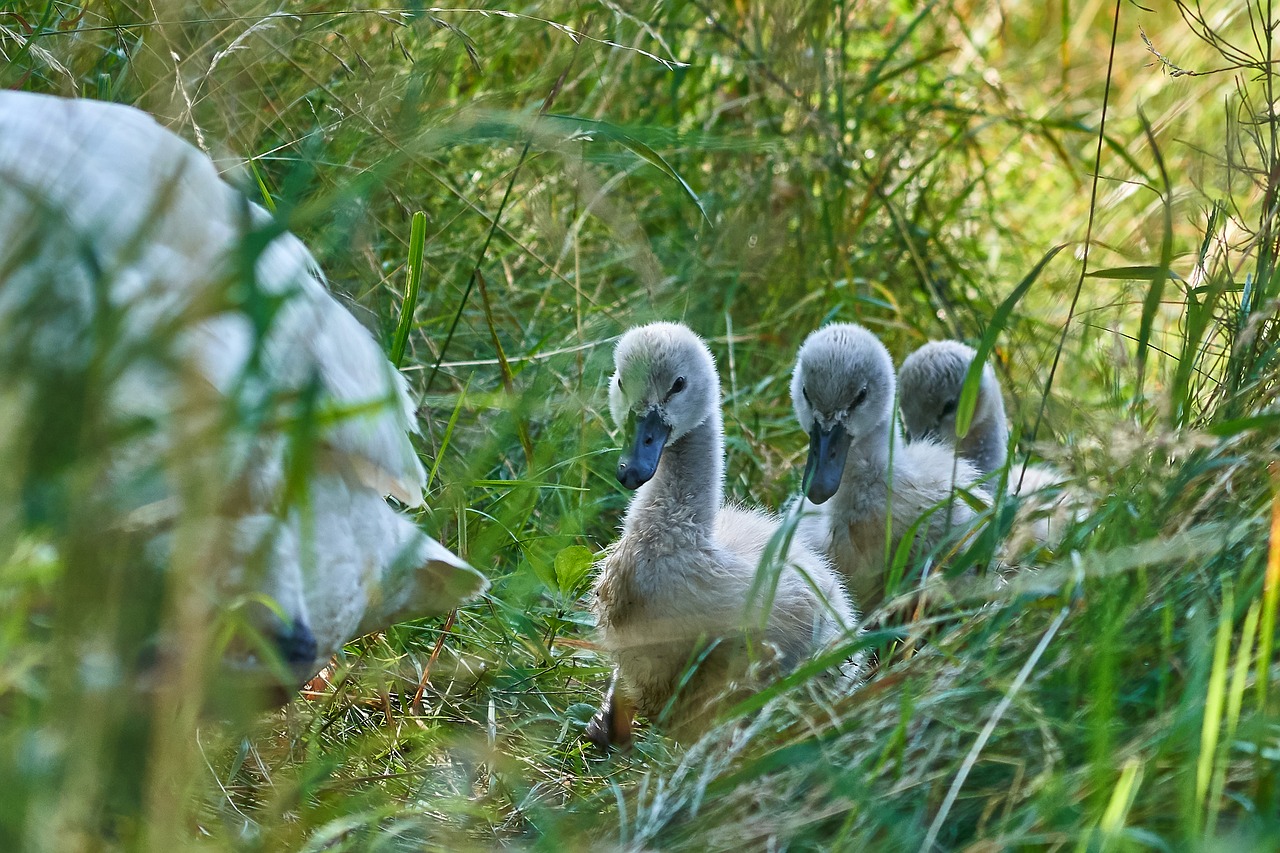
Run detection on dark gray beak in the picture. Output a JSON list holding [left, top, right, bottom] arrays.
[[803, 422, 852, 504], [274, 618, 318, 673], [617, 408, 670, 490]]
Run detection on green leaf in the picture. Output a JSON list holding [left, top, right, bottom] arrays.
[[553, 545, 595, 596], [1206, 412, 1280, 437], [564, 703, 598, 727], [1134, 109, 1173, 393], [1086, 265, 1183, 282], [247, 158, 277, 214], [524, 553, 557, 594]]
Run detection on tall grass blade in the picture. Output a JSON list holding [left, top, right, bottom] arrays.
[[475, 267, 534, 466], [1259, 466, 1280, 715], [955, 244, 1067, 438], [1206, 598, 1260, 838], [1076, 756, 1143, 853], [390, 210, 427, 368], [1171, 202, 1226, 427], [247, 158, 277, 214], [1132, 109, 1173, 398], [425, 377, 469, 495], [1254, 466, 1280, 808], [1195, 583, 1233, 831]]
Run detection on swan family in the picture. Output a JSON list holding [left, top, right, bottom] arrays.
[[3, 92, 1073, 742]]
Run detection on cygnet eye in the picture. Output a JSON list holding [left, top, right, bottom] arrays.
[[939, 397, 958, 417], [802, 386, 813, 406], [670, 376, 686, 395], [851, 386, 868, 409]]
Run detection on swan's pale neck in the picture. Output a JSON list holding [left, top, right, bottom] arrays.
[[960, 380, 1009, 475], [624, 406, 724, 534]]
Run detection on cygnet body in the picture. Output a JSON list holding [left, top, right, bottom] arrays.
[[592, 322, 858, 742], [791, 324, 987, 610]]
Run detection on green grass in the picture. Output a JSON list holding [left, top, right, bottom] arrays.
[[3, 0, 1280, 849]]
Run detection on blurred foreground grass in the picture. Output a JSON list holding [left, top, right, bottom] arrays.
[[3, 0, 1280, 849]]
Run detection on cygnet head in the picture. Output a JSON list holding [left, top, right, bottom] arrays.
[[609, 322, 719, 490], [791, 323, 895, 505], [898, 341, 998, 444]]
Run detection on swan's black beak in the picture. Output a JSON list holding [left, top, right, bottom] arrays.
[[274, 618, 319, 681], [803, 421, 851, 504], [617, 407, 670, 490]]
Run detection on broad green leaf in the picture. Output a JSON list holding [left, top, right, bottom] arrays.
[[554, 545, 595, 595]]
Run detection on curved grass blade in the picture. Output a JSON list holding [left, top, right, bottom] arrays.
[[1133, 108, 1174, 395], [548, 115, 709, 224], [955, 244, 1067, 438]]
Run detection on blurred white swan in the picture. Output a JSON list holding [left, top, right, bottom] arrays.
[[0, 91, 486, 680]]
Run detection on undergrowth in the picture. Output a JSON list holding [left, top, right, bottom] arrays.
[[2, 0, 1280, 850]]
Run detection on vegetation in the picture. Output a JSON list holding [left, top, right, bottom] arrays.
[[3, 0, 1280, 848]]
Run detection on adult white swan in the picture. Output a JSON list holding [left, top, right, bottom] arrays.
[[0, 91, 485, 681]]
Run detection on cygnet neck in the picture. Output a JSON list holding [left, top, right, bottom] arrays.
[[625, 406, 724, 533], [960, 379, 1009, 475], [828, 413, 900, 519]]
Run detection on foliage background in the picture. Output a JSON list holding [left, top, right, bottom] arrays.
[[3, 0, 1280, 849]]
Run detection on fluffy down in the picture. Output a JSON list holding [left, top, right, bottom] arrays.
[[897, 339, 1082, 552]]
